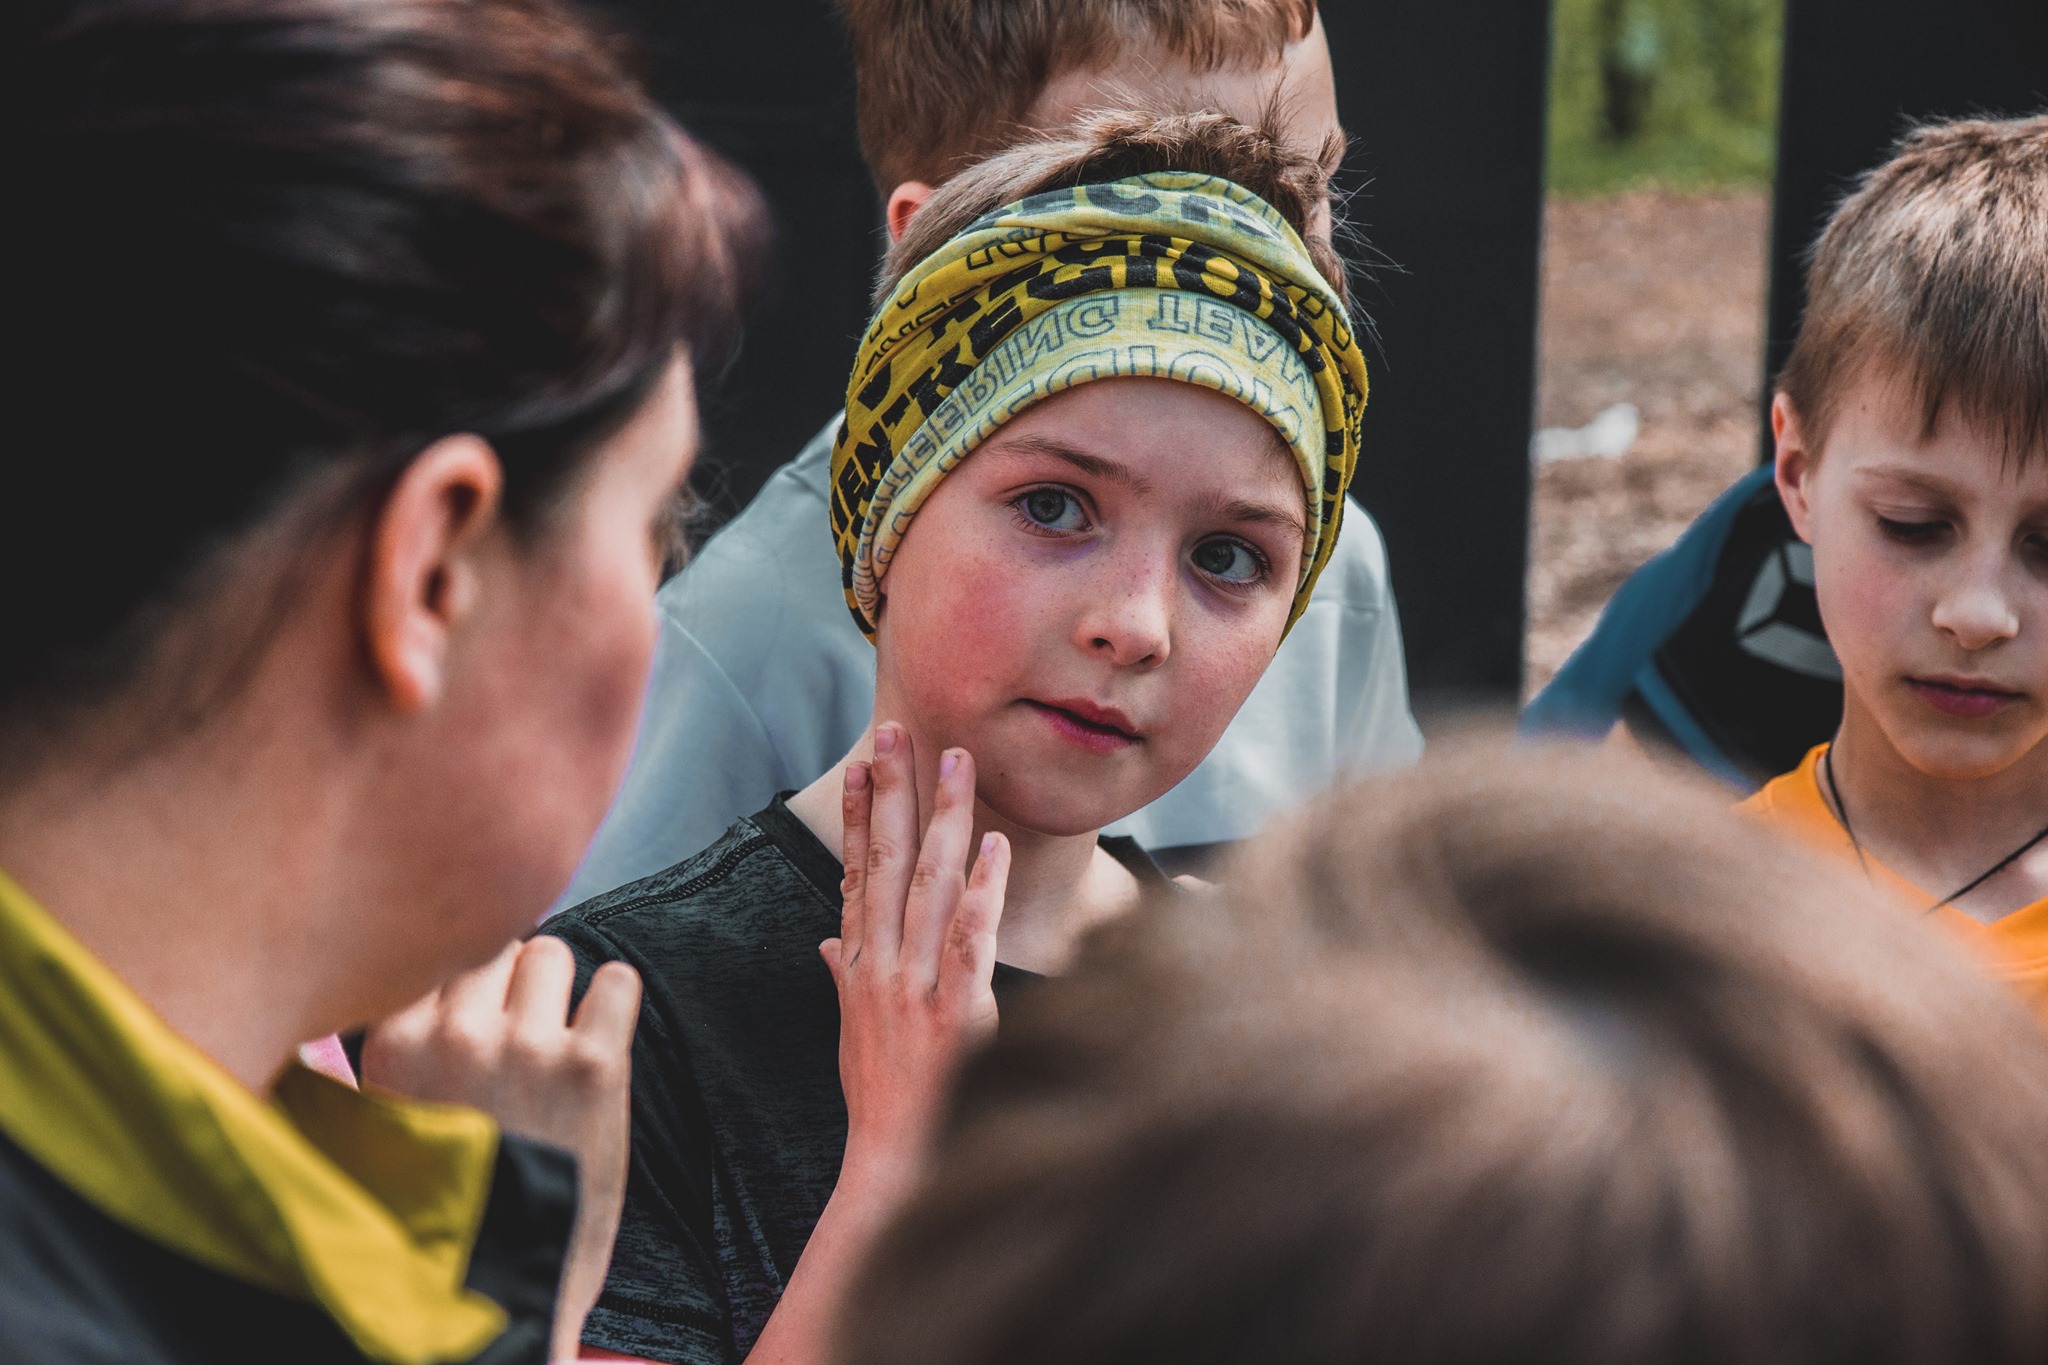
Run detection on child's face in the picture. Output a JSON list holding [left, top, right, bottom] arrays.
[[873, 378, 1304, 837], [1777, 367, 2048, 780]]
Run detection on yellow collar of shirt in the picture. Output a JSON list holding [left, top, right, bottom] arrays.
[[0, 865, 511, 1364]]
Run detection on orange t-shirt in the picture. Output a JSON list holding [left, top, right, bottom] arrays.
[[1741, 743, 2048, 1026]]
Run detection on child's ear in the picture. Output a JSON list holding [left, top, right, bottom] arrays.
[[885, 182, 934, 243], [1772, 393, 1818, 544]]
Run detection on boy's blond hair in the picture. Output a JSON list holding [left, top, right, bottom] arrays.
[[836, 0, 1317, 193], [879, 109, 1347, 305], [1779, 114, 2048, 463], [841, 745, 2048, 1364]]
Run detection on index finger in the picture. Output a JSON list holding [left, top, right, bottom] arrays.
[[862, 722, 921, 965], [504, 936, 578, 1035], [436, 938, 522, 1020], [839, 760, 873, 966], [568, 959, 643, 1054]]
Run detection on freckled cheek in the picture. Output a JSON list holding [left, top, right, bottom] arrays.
[[893, 539, 1059, 685], [1163, 630, 1281, 754], [1815, 538, 1918, 679]]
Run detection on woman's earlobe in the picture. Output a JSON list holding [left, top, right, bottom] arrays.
[[363, 434, 505, 713]]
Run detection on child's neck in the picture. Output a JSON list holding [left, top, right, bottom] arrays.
[[1829, 698, 2048, 924], [786, 724, 1141, 975]]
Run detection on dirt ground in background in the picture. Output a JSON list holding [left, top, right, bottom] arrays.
[[1525, 190, 1771, 696]]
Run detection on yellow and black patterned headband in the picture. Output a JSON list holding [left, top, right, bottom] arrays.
[[831, 171, 1369, 640]]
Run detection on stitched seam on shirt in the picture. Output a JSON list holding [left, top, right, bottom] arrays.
[[594, 1289, 725, 1330], [580, 834, 774, 928]]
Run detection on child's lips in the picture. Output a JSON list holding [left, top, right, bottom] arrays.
[[1023, 699, 1143, 754], [1906, 675, 2026, 719]]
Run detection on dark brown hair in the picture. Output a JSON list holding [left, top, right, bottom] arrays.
[[1778, 114, 2048, 463], [843, 744, 2048, 1365], [7, 0, 763, 747], [881, 109, 1347, 305], [836, 0, 1317, 193]]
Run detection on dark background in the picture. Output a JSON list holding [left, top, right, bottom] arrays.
[[1763, 0, 2048, 453], [579, 0, 879, 517], [1322, 4, 1551, 713], [585, 0, 2047, 714]]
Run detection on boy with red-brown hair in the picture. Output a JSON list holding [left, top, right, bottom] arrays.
[[560, 0, 1423, 907], [1745, 115, 2048, 1019]]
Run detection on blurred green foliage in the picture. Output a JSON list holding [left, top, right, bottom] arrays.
[[1547, 0, 1784, 194]]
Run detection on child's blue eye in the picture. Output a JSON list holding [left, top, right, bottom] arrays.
[[1017, 488, 1088, 532], [1192, 538, 1267, 585], [1877, 516, 1948, 543]]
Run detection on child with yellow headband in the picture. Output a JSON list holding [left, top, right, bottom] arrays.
[[545, 112, 1369, 1365]]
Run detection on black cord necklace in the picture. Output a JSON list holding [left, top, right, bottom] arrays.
[[1822, 745, 2048, 914]]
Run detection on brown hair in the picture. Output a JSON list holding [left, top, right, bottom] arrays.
[[842, 743, 2048, 1365], [836, 0, 1318, 193], [880, 109, 1347, 306], [1778, 114, 2048, 464], [8, 0, 763, 751]]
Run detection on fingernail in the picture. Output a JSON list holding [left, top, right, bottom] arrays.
[[940, 750, 958, 780], [981, 832, 998, 859], [844, 763, 869, 793], [875, 725, 898, 756]]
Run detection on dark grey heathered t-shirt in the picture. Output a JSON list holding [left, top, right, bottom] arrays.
[[545, 798, 1166, 1364]]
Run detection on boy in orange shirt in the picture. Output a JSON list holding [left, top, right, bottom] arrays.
[[1745, 115, 2048, 1019]]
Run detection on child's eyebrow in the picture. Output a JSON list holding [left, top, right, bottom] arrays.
[[982, 435, 1152, 494], [1855, 464, 1962, 498], [1198, 491, 1307, 540], [986, 433, 1306, 536]]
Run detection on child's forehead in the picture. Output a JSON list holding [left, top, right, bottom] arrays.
[[977, 380, 1301, 476], [1823, 359, 2048, 484]]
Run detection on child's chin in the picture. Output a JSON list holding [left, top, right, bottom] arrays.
[[1888, 720, 2047, 783], [982, 781, 1155, 842]]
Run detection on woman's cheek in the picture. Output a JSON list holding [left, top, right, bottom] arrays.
[[554, 553, 663, 806]]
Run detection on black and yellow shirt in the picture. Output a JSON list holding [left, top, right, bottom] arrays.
[[0, 867, 576, 1364]]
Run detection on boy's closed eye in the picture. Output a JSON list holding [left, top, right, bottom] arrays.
[[1876, 514, 1951, 545]]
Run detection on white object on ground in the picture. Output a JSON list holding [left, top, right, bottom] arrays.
[[1532, 402, 1640, 463]]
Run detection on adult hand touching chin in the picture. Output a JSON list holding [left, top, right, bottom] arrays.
[[744, 722, 1010, 1365], [361, 936, 642, 1364]]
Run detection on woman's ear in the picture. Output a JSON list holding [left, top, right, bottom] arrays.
[[1772, 393, 1818, 544], [885, 181, 934, 243], [363, 434, 505, 712]]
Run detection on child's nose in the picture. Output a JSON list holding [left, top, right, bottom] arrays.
[[1931, 561, 2022, 652], [1076, 552, 1174, 669]]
